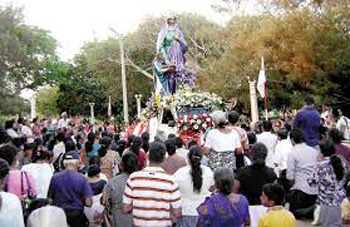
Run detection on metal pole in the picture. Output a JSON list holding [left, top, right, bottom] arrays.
[[119, 35, 129, 125], [249, 79, 259, 123]]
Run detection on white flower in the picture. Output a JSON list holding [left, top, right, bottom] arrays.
[[193, 114, 198, 119], [182, 126, 188, 131], [193, 124, 199, 130], [197, 119, 202, 124], [203, 123, 208, 128], [206, 117, 211, 122], [190, 119, 196, 124]]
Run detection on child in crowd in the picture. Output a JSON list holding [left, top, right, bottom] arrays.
[[258, 183, 296, 227]]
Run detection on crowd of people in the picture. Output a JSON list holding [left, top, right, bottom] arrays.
[[0, 99, 350, 227]]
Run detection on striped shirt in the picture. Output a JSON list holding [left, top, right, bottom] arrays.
[[123, 166, 181, 227]]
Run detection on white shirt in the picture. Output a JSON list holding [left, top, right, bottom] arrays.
[[337, 116, 350, 140], [27, 205, 68, 227], [287, 143, 319, 195], [203, 129, 241, 152], [176, 148, 189, 163], [57, 118, 69, 129], [21, 125, 33, 139], [0, 192, 25, 227], [22, 163, 54, 198], [5, 129, 19, 139], [174, 165, 214, 215], [257, 132, 278, 168], [273, 138, 293, 171]]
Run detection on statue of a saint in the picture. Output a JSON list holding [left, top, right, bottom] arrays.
[[155, 16, 195, 94]]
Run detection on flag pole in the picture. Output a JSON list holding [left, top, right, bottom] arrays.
[[262, 56, 268, 120]]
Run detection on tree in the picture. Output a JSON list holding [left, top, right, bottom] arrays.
[[35, 86, 60, 117]]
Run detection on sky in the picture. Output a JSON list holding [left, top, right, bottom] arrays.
[[3, 0, 238, 61]]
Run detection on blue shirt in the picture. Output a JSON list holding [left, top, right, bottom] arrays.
[[48, 170, 93, 211], [293, 107, 320, 147]]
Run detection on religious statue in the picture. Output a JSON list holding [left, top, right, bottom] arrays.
[[153, 16, 195, 95]]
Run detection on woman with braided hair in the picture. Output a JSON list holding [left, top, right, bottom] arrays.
[[0, 158, 25, 226], [174, 146, 214, 227]]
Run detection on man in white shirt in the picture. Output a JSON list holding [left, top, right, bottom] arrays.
[[58, 112, 69, 129], [257, 121, 278, 168], [273, 129, 293, 176]]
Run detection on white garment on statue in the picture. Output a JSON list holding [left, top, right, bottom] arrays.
[[27, 205, 68, 227], [337, 116, 350, 140], [203, 129, 241, 152], [57, 118, 69, 129], [273, 138, 293, 171], [257, 131, 278, 168], [0, 192, 25, 227], [21, 163, 53, 198], [174, 165, 214, 216]]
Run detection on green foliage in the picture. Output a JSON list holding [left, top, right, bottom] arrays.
[[35, 86, 60, 117]]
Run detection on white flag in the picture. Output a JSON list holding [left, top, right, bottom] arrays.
[[257, 56, 266, 98]]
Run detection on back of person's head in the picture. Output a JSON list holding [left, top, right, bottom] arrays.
[[114, 133, 120, 142], [251, 142, 268, 166], [262, 121, 273, 132], [262, 183, 285, 206], [0, 129, 12, 145], [149, 142, 166, 163], [65, 140, 76, 152], [56, 132, 66, 143], [167, 133, 176, 139], [211, 110, 227, 128], [290, 128, 304, 144], [4, 120, 14, 130], [121, 152, 140, 174], [116, 139, 127, 156], [214, 167, 234, 195], [328, 128, 343, 144], [165, 139, 176, 156], [227, 110, 240, 125], [0, 158, 10, 182], [247, 132, 257, 145], [188, 146, 203, 193], [320, 140, 344, 181], [141, 132, 150, 142], [131, 137, 143, 155], [28, 198, 50, 216], [87, 164, 101, 178], [188, 140, 198, 149], [32, 148, 51, 163], [128, 135, 136, 147], [174, 137, 183, 149], [277, 129, 289, 140], [0, 144, 18, 166], [87, 132, 95, 142]]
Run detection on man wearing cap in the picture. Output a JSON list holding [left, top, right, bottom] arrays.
[[48, 151, 93, 226]]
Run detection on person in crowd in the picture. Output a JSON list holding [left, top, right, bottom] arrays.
[[328, 128, 350, 165], [197, 167, 250, 226], [287, 128, 319, 219], [52, 132, 66, 165], [122, 142, 182, 226], [254, 121, 263, 135], [19, 143, 34, 167], [308, 140, 346, 226], [0, 158, 25, 227], [202, 110, 242, 171], [293, 97, 320, 148], [85, 132, 101, 159], [102, 152, 140, 226], [258, 183, 296, 227], [21, 148, 53, 198], [256, 121, 278, 168], [174, 146, 214, 226], [174, 137, 188, 162], [127, 135, 136, 147], [236, 143, 277, 205], [58, 112, 69, 130], [0, 144, 37, 200], [48, 151, 93, 226], [273, 129, 293, 177], [98, 137, 120, 179], [141, 132, 150, 153], [31, 118, 42, 139], [336, 108, 350, 140], [162, 138, 187, 175], [5, 119, 19, 139], [123, 136, 146, 169], [27, 198, 68, 227], [227, 110, 249, 169], [116, 139, 127, 157], [85, 165, 106, 226], [20, 119, 34, 143], [87, 164, 107, 196], [188, 140, 198, 149], [341, 181, 350, 225]]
